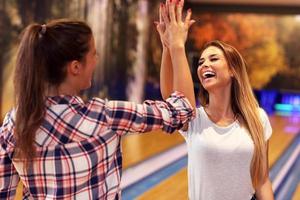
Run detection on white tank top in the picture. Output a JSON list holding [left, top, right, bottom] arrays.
[[180, 107, 272, 200]]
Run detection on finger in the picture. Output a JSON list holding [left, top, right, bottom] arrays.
[[176, 0, 183, 23], [168, 0, 176, 23], [179, 0, 184, 7], [154, 21, 159, 30], [159, 3, 163, 24], [161, 4, 170, 25], [188, 19, 196, 28], [165, 0, 169, 18], [154, 22, 164, 37], [184, 8, 192, 27], [154, 21, 163, 35]]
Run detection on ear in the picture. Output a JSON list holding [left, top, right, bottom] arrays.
[[68, 60, 82, 76]]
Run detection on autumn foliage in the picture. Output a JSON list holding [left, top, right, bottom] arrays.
[[188, 13, 288, 89]]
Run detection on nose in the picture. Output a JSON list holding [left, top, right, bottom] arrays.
[[197, 59, 210, 78], [198, 60, 209, 70], [202, 59, 211, 68]]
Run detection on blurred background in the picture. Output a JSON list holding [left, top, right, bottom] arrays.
[[0, 0, 299, 199]]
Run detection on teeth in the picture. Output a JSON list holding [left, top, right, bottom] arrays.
[[203, 71, 216, 78]]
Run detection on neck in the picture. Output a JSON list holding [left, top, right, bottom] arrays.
[[46, 82, 79, 96], [206, 84, 235, 119]]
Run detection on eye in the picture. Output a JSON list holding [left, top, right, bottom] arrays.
[[198, 60, 204, 67], [210, 57, 218, 62]]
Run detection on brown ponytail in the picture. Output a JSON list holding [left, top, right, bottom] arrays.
[[14, 24, 47, 163], [14, 19, 92, 166]]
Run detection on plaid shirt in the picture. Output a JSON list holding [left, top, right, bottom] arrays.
[[0, 91, 194, 200]]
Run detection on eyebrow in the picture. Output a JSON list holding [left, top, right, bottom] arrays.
[[198, 54, 218, 65]]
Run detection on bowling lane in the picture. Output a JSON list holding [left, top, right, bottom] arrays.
[[122, 130, 185, 169]]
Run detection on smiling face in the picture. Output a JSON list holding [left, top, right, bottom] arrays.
[[197, 46, 233, 92]]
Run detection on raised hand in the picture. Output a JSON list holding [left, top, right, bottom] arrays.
[[155, 2, 169, 49], [156, 0, 196, 108], [161, 0, 195, 49]]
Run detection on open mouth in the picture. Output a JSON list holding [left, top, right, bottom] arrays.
[[202, 71, 216, 79]]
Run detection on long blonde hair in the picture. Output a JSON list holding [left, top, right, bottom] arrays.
[[198, 40, 267, 188]]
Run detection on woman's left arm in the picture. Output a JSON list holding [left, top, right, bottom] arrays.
[[255, 141, 274, 200]]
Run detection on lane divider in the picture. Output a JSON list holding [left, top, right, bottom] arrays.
[[273, 136, 300, 193], [275, 156, 300, 200]]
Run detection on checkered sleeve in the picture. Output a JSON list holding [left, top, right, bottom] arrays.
[[104, 91, 195, 135], [0, 119, 20, 199]]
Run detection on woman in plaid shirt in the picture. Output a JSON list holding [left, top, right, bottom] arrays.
[[0, 18, 195, 199]]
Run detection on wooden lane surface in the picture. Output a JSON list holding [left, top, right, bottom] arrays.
[[292, 184, 300, 200], [137, 114, 300, 200], [268, 115, 300, 167], [122, 130, 184, 169]]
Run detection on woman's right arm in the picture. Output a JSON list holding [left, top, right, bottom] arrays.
[[157, 0, 196, 108], [255, 142, 275, 200], [102, 91, 194, 135], [83, 92, 194, 136], [160, 48, 173, 100]]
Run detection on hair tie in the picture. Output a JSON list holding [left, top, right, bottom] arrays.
[[41, 24, 47, 34]]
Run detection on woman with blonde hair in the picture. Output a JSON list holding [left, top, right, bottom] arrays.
[[156, 0, 274, 199]]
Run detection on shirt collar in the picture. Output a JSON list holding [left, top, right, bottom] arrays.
[[46, 95, 84, 106]]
